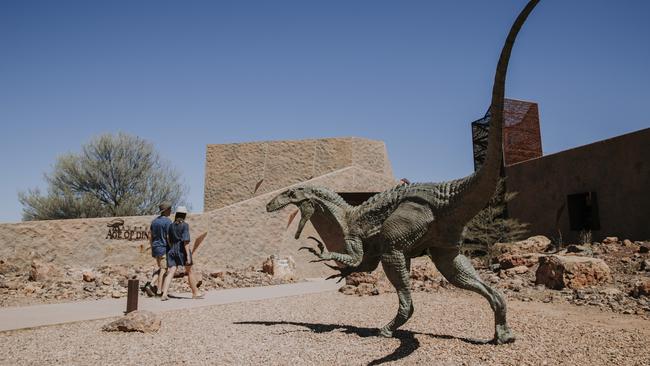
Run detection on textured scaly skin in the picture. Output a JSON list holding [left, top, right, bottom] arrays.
[[267, 0, 540, 344]]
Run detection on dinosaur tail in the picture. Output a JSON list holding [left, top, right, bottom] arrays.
[[465, 0, 540, 210]]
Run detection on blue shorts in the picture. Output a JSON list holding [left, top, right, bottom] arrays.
[[151, 245, 166, 258], [166, 250, 187, 268]]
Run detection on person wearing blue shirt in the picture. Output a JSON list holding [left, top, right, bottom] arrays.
[[143, 202, 172, 297], [160, 206, 203, 300]]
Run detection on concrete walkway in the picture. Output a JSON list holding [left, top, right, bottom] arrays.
[[0, 279, 341, 332]]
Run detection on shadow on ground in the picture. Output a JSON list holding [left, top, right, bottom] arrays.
[[234, 320, 491, 365]]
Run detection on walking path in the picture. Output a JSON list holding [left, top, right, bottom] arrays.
[[0, 279, 341, 332]]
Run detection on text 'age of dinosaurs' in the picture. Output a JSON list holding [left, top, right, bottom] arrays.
[[266, 0, 541, 344]]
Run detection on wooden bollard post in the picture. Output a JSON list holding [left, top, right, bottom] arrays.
[[126, 279, 139, 314]]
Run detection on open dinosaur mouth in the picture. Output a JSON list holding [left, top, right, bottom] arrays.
[[266, 196, 289, 212], [295, 201, 315, 239]]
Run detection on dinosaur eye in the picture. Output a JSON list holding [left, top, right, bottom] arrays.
[[288, 191, 296, 198]]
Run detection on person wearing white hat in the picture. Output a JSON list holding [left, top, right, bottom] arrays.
[[160, 206, 203, 300]]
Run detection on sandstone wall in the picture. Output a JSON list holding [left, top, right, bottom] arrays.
[[506, 128, 650, 243], [0, 166, 396, 278], [204, 137, 393, 211]]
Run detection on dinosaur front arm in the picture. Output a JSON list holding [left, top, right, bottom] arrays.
[[328, 236, 363, 267], [300, 235, 364, 267]]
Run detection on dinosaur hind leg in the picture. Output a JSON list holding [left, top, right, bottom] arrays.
[[378, 251, 413, 338], [429, 248, 514, 344]]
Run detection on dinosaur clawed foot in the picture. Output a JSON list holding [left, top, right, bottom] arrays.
[[324, 263, 352, 283], [492, 324, 516, 345]]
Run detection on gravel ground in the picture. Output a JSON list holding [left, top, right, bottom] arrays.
[[1, 289, 648, 366]]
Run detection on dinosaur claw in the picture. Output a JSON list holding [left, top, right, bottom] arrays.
[[307, 236, 324, 246], [310, 258, 330, 263]]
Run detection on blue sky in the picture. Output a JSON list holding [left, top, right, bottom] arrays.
[[1, 0, 648, 223]]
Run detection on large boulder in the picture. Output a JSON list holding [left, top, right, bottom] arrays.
[[28, 260, 59, 282], [535, 255, 612, 290], [261, 255, 296, 280], [493, 236, 551, 255], [102, 310, 161, 333]]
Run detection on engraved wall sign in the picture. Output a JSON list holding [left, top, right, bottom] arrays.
[[105, 219, 150, 241]]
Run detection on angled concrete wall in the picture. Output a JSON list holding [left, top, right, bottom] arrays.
[[204, 137, 393, 211]]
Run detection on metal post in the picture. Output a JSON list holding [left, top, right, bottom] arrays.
[[126, 279, 139, 313]]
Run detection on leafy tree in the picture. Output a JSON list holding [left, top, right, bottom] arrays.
[[462, 178, 529, 249], [19, 133, 188, 220]]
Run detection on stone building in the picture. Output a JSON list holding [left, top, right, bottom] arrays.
[[472, 98, 649, 243], [204, 137, 393, 211], [505, 127, 650, 244]]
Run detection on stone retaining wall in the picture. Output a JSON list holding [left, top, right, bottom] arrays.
[[0, 166, 396, 278]]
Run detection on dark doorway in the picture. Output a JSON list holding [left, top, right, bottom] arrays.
[[567, 192, 601, 231], [338, 192, 379, 206]]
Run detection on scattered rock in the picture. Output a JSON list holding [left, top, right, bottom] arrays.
[[630, 279, 650, 298], [638, 243, 650, 254], [603, 237, 619, 245], [566, 245, 593, 256], [261, 255, 296, 280], [622, 239, 636, 249], [641, 260, 650, 272], [493, 236, 551, 255], [410, 263, 440, 282], [261, 258, 273, 275], [599, 287, 622, 297], [82, 271, 95, 282], [102, 277, 112, 286], [23, 283, 38, 294], [536, 255, 612, 290], [29, 260, 59, 282], [339, 285, 357, 295], [102, 310, 161, 333], [505, 265, 529, 276], [496, 253, 544, 269], [111, 291, 122, 299], [345, 272, 377, 287], [507, 278, 524, 291], [4, 281, 21, 291], [210, 271, 225, 279], [0, 260, 19, 275]]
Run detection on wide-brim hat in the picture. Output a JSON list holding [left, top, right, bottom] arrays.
[[159, 202, 172, 213], [175, 206, 188, 214]]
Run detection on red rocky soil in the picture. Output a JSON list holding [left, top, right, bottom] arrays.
[[0, 258, 296, 307], [339, 236, 650, 319]]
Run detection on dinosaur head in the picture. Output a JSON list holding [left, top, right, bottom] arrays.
[[266, 187, 316, 239]]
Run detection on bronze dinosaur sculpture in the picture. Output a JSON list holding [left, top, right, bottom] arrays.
[[267, 0, 540, 344]]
